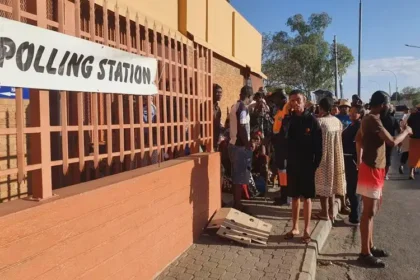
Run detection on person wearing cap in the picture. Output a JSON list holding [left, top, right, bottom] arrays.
[[355, 91, 412, 268], [336, 99, 352, 129], [407, 104, 420, 179]]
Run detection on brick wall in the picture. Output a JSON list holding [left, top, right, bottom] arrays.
[[213, 55, 263, 125], [213, 55, 245, 124], [0, 99, 30, 202], [0, 152, 221, 280]]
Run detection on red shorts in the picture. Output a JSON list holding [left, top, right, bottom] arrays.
[[356, 162, 385, 200]]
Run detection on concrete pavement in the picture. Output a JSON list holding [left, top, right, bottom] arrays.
[[156, 198, 325, 280], [317, 156, 420, 280]]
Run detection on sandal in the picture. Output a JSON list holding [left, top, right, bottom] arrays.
[[313, 213, 329, 221], [371, 247, 390, 258], [284, 231, 298, 240], [358, 254, 386, 268], [301, 234, 311, 244]]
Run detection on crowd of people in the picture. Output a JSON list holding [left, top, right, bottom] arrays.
[[213, 84, 420, 268]]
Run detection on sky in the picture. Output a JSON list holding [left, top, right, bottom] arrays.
[[231, 0, 420, 102]]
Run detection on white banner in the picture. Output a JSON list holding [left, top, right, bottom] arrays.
[[0, 17, 158, 95]]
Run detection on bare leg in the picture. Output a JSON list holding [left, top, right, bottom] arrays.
[[360, 196, 377, 255], [369, 218, 374, 249], [303, 198, 312, 237], [291, 198, 300, 234], [328, 195, 335, 220], [319, 197, 328, 217]]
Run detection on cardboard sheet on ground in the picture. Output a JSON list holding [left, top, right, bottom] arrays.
[[209, 208, 272, 245]]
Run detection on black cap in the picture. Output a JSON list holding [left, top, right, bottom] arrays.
[[369, 91, 390, 107]]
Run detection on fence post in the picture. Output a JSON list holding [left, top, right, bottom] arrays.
[[29, 90, 53, 200]]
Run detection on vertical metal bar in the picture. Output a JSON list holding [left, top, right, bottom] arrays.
[[192, 45, 197, 148], [61, 91, 69, 174], [208, 49, 213, 150], [186, 40, 191, 146], [129, 96, 135, 163], [153, 23, 161, 162], [115, 2, 120, 48], [92, 93, 99, 170], [103, 0, 109, 45], [58, 0, 69, 175], [106, 94, 112, 167], [77, 93, 85, 172], [138, 96, 145, 162], [180, 37, 186, 148], [135, 13, 140, 54], [161, 26, 168, 153], [118, 95, 124, 163], [11, 0, 20, 21], [168, 30, 174, 151], [145, 20, 153, 155], [15, 88, 25, 184], [126, 8, 131, 52], [174, 33, 181, 152], [198, 45, 203, 145]]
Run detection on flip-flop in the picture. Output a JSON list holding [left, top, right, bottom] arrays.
[[284, 231, 298, 240], [301, 234, 311, 244]]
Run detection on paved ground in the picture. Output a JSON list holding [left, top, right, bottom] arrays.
[[317, 158, 420, 280], [156, 196, 322, 280]]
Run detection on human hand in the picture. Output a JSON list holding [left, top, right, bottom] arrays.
[[405, 126, 413, 135]]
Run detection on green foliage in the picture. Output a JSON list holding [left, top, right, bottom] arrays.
[[262, 13, 355, 96]]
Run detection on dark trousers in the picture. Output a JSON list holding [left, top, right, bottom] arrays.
[[401, 152, 409, 165], [345, 156, 361, 223]]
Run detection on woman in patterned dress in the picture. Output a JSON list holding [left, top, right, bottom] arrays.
[[315, 97, 347, 222]]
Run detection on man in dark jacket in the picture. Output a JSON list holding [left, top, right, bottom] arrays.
[[284, 90, 322, 244]]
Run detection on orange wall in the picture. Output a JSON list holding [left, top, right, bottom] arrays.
[[99, 0, 179, 31], [234, 12, 263, 73], [207, 0, 234, 57], [0, 153, 221, 280], [187, 0, 207, 40]]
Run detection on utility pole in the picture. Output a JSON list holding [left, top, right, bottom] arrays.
[[389, 82, 392, 96], [357, 0, 362, 98], [340, 77, 344, 99], [334, 35, 339, 98]]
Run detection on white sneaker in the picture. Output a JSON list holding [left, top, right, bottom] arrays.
[[385, 175, 389, 181], [344, 218, 360, 226]]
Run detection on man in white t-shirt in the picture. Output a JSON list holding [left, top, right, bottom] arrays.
[[228, 85, 253, 210]]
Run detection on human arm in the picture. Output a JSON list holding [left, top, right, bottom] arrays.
[[376, 118, 412, 147]]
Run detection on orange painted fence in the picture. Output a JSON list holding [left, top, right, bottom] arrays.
[[0, 0, 213, 201]]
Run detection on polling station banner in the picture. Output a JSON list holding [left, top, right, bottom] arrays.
[[0, 17, 158, 95]]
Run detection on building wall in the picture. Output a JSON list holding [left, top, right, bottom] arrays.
[[207, 0, 234, 57], [102, 0, 179, 31], [234, 12, 262, 73], [187, 0, 207, 40], [0, 99, 29, 202], [213, 55, 245, 124], [0, 153, 221, 280]]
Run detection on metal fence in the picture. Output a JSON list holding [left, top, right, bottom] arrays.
[[0, 0, 213, 201]]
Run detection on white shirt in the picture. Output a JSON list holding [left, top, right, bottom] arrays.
[[229, 101, 250, 145]]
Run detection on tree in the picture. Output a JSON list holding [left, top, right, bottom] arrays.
[[262, 13, 354, 96]]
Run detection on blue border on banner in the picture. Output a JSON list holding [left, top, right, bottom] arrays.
[[0, 86, 30, 99]]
